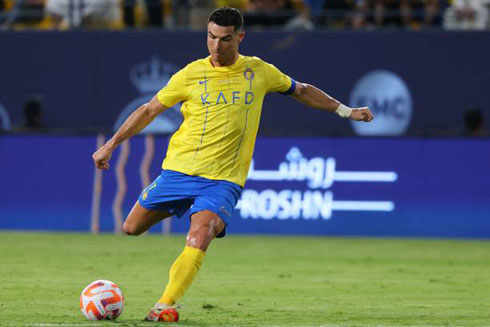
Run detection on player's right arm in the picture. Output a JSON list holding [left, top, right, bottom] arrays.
[[263, 61, 373, 122], [92, 96, 168, 170], [291, 83, 373, 122]]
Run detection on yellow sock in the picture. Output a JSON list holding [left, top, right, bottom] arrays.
[[157, 246, 205, 306]]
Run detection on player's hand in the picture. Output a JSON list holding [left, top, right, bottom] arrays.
[[92, 144, 114, 170], [350, 107, 374, 122]]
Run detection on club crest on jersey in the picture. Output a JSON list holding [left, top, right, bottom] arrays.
[[244, 68, 255, 81]]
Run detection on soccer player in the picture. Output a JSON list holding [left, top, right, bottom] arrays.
[[92, 6, 373, 322]]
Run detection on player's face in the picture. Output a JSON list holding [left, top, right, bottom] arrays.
[[207, 22, 245, 67]]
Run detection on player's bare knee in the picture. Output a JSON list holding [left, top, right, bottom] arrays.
[[185, 234, 201, 248], [186, 225, 213, 250], [122, 222, 142, 236]]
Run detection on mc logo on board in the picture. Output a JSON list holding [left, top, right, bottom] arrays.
[[349, 70, 413, 136]]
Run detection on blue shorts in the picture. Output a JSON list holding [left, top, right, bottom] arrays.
[[138, 170, 243, 238]]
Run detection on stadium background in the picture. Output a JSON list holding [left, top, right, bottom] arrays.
[[1, 23, 489, 237]]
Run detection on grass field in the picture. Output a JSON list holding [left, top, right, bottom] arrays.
[[1, 232, 490, 327]]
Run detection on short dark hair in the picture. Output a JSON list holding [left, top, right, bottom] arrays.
[[208, 7, 244, 32]]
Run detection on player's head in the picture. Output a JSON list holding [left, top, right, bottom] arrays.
[[207, 7, 245, 66]]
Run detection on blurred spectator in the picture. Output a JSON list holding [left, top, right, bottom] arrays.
[[355, 0, 403, 27], [244, 0, 313, 30], [443, 0, 489, 30], [318, 0, 356, 27], [46, 0, 122, 29], [1, 0, 45, 29], [0, 0, 6, 20], [12, 95, 46, 132], [188, 0, 214, 30], [463, 107, 485, 137], [1, 0, 8, 25], [182, 1, 250, 30], [124, 0, 163, 28], [171, 0, 191, 27], [401, 0, 441, 27], [354, 0, 442, 29], [215, 0, 248, 9], [24, 96, 44, 129]]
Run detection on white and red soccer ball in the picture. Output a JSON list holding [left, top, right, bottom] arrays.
[[80, 280, 124, 320]]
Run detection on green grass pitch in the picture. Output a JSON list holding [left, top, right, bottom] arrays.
[[1, 232, 490, 327]]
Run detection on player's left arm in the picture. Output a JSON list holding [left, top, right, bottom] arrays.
[[291, 82, 373, 122], [92, 96, 168, 170]]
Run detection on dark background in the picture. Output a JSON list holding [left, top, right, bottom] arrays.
[[1, 31, 489, 135]]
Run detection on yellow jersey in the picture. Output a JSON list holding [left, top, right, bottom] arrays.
[[156, 55, 295, 187]]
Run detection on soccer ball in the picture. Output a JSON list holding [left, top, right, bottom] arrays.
[[80, 280, 124, 320]]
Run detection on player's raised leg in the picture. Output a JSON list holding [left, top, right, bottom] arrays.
[[145, 210, 225, 322], [122, 202, 172, 236]]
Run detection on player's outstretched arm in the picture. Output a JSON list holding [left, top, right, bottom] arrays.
[[92, 96, 168, 170], [291, 82, 373, 122]]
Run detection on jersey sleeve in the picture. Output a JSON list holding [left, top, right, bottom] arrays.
[[156, 67, 188, 107], [264, 62, 296, 95]]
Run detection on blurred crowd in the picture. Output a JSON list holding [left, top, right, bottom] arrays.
[[0, 0, 489, 30]]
